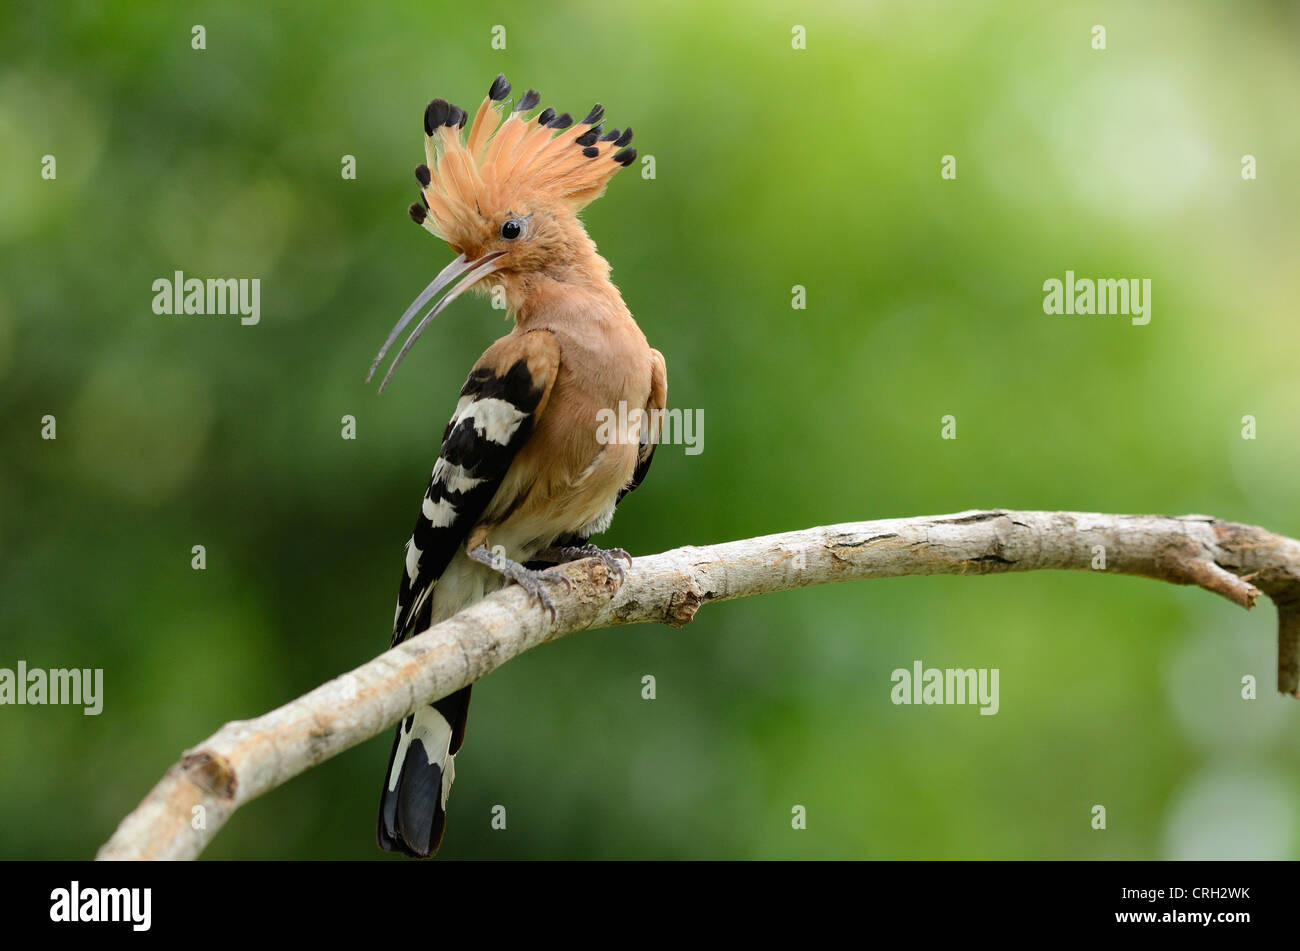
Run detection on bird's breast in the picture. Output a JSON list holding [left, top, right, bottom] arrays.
[[480, 317, 652, 551]]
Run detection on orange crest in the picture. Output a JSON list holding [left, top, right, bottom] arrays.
[[411, 75, 637, 242]]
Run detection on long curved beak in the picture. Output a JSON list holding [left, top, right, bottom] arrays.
[[367, 250, 508, 393]]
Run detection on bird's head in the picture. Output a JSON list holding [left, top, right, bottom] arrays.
[[368, 74, 637, 391]]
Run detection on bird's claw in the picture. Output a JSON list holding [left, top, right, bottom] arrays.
[[541, 567, 573, 594], [549, 544, 632, 582], [515, 570, 561, 621], [598, 548, 631, 582], [468, 545, 569, 622]]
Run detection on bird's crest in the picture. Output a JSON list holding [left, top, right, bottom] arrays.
[[411, 75, 637, 242]]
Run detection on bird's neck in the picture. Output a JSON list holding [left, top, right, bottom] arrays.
[[509, 250, 627, 330]]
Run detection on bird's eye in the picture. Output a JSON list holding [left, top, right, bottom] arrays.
[[500, 219, 522, 240]]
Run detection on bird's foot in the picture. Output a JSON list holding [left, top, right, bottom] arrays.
[[543, 543, 633, 583], [468, 545, 571, 621]]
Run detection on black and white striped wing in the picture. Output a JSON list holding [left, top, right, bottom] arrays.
[[391, 331, 559, 644]]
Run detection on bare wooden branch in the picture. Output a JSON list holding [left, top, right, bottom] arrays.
[[96, 510, 1300, 860]]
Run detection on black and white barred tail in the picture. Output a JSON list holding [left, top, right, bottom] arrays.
[[377, 686, 471, 857]]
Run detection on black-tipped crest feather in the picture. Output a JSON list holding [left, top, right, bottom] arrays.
[[424, 99, 450, 136]]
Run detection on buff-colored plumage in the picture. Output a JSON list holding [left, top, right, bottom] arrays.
[[373, 75, 660, 859]]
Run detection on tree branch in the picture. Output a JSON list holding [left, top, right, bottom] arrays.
[[96, 510, 1300, 860]]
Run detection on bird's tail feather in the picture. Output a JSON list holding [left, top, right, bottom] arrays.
[[377, 686, 472, 857]]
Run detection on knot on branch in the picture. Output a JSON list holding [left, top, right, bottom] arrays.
[[181, 750, 237, 801], [665, 577, 705, 627]]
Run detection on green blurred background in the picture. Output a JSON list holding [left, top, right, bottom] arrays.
[[2, 0, 1299, 860]]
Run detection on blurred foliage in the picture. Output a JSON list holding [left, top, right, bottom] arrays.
[[2, 0, 1299, 860]]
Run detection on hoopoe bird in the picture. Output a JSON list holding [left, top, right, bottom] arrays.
[[367, 75, 666, 857]]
